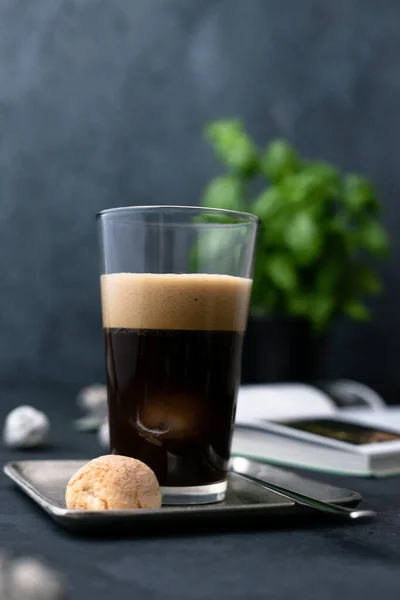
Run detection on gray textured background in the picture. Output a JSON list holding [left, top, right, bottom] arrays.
[[0, 0, 399, 401]]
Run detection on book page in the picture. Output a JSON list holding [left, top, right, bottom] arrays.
[[235, 383, 335, 426], [340, 408, 400, 432]]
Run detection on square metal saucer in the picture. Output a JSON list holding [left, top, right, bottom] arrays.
[[4, 459, 362, 533]]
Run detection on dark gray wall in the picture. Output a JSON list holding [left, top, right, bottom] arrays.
[[0, 0, 399, 400]]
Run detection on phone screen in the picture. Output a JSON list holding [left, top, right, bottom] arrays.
[[279, 418, 400, 445]]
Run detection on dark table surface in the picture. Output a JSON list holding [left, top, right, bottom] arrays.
[[0, 387, 399, 600]]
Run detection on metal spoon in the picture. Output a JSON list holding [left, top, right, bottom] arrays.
[[230, 457, 376, 520]]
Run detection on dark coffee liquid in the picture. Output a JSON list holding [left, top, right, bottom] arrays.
[[105, 327, 244, 486]]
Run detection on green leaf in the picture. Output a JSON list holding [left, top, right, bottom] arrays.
[[288, 291, 335, 330], [279, 173, 317, 204], [344, 301, 370, 321], [194, 227, 246, 274], [310, 295, 335, 330], [193, 213, 239, 225], [254, 211, 287, 246], [315, 260, 341, 294], [202, 176, 245, 212], [261, 139, 301, 182], [285, 211, 321, 265], [251, 253, 279, 313], [252, 188, 282, 220], [204, 120, 258, 175], [304, 162, 340, 199], [264, 213, 290, 245], [265, 254, 297, 291], [288, 293, 310, 316], [328, 215, 357, 254], [358, 221, 390, 257], [343, 175, 378, 213], [275, 163, 339, 213], [278, 171, 336, 212], [306, 161, 340, 187]]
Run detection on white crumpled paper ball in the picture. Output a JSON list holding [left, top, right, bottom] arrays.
[[3, 406, 50, 449], [7, 557, 67, 600], [76, 384, 107, 418], [74, 384, 108, 432], [98, 420, 110, 449]]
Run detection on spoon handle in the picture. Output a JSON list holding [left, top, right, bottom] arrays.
[[233, 470, 376, 520]]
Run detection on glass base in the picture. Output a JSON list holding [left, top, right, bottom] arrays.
[[161, 480, 227, 505]]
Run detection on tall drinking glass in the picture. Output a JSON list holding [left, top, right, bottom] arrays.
[[98, 206, 259, 504]]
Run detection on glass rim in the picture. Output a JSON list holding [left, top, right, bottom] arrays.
[[97, 205, 260, 225]]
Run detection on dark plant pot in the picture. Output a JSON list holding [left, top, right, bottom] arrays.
[[241, 315, 326, 384]]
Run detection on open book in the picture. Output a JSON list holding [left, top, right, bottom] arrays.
[[233, 382, 400, 477]]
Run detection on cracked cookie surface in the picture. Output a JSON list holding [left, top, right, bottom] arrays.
[[65, 454, 162, 510]]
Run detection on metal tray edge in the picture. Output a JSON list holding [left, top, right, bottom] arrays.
[[3, 459, 363, 528]]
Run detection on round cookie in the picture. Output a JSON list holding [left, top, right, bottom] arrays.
[[65, 455, 162, 510]]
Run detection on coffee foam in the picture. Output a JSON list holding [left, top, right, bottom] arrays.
[[101, 273, 252, 332]]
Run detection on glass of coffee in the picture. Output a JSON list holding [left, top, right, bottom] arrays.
[[98, 206, 259, 505]]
